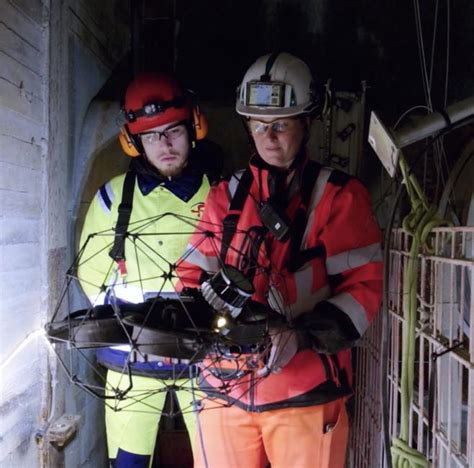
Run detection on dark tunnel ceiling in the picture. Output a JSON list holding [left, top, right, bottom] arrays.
[[101, 0, 474, 123]]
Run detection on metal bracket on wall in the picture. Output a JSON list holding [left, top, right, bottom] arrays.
[[317, 81, 367, 177], [37, 414, 81, 450], [337, 123, 356, 142], [328, 154, 350, 167]]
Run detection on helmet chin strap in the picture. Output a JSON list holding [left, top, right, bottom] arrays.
[[302, 115, 311, 145], [184, 120, 197, 148], [285, 146, 306, 172]]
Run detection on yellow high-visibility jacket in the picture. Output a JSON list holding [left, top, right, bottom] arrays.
[[77, 171, 211, 305]]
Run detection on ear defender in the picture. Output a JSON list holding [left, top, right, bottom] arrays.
[[119, 101, 208, 156], [119, 126, 140, 157], [193, 106, 208, 141]]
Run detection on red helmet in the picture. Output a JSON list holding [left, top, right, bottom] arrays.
[[124, 73, 192, 134]]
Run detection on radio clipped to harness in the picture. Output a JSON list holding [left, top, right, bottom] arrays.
[[259, 200, 290, 240]]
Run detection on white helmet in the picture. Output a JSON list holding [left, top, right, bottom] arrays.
[[236, 52, 319, 119]]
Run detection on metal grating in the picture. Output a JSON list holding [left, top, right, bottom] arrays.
[[386, 227, 473, 467], [350, 227, 473, 467], [350, 311, 384, 467]]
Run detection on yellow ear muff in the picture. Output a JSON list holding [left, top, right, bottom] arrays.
[[193, 107, 208, 140], [119, 126, 140, 157]]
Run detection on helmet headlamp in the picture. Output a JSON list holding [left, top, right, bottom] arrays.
[[125, 97, 186, 123], [143, 103, 160, 115]]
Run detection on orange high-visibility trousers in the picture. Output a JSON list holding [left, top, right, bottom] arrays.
[[194, 397, 349, 468]]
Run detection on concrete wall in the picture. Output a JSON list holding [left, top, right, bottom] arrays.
[[0, 1, 128, 466], [0, 0, 49, 465]]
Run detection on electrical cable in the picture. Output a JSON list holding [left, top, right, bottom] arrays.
[[378, 113, 474, 467], [371, 105, 431, 225], [428, 0, 439, 91], [390, 156, 442, 468], [380, 179, 403, 468], [413, 0, 454, 204], [413, 0, 432, 109], [372, 113, 474, 223], [444, 0, 451, 107], [393, 106, 431, 130], [190, 366, 209, 468]]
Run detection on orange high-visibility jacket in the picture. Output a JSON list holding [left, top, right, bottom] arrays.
[[177, 155, 383, 411]]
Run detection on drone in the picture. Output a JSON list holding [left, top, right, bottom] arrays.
[[45, 212, 286, 417]]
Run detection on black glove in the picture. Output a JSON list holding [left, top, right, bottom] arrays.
[[294, 301, 360, 354]]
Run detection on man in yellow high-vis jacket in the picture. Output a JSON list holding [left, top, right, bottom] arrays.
[[78, 72, 221, 467]]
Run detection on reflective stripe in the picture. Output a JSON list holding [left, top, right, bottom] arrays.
[[111, 344, 132, 352], [326, 242, 383, 275], [97, 181, 114, 214], [228, 169, 245, 199], [289, 262, 331, 318], [327, 292, 369, 335], [267, 286, 286, 315], [100, 285, 178, 305], [89, 288, 178, 307], [105, 181, 114, 203], [301, 167, 333, 247], [103, 285, 146, 303], [107, 347, 191, 365], [181, 243, 220, 273], [145, 291, 179, 300]]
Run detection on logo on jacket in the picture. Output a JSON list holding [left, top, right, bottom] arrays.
[[190, 202, 205, 218]]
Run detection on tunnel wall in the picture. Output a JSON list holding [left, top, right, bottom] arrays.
[[0, 1, 128, 466]]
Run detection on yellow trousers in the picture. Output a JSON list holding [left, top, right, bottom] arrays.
[[105, 369, 200, 464]]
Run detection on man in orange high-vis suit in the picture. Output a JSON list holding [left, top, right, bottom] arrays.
[[177, 52, 383, 468]]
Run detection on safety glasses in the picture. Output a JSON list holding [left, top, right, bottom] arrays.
[[139, 122, 187, 144], [248, 118, 299, 135]]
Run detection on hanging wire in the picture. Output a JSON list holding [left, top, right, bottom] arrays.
[[444, 0, 451, 107], [411, 0, 453, 202], [413, 0, 432, 110], [428, 0, 440, 91], [379, 112, 474, 468]]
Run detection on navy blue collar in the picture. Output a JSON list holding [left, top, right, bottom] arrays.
[[136, 172, 203, 202]]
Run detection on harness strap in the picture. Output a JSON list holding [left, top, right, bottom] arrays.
[[220, 169, 254, 262], [287, 161, 323, 272], [260, 52, 281, 81], [109, 169, 136, 263], [222, 161, 326, 271]]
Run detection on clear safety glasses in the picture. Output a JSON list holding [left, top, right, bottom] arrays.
[[139, 123, 187, 144], [248, 118, 299, 135]]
